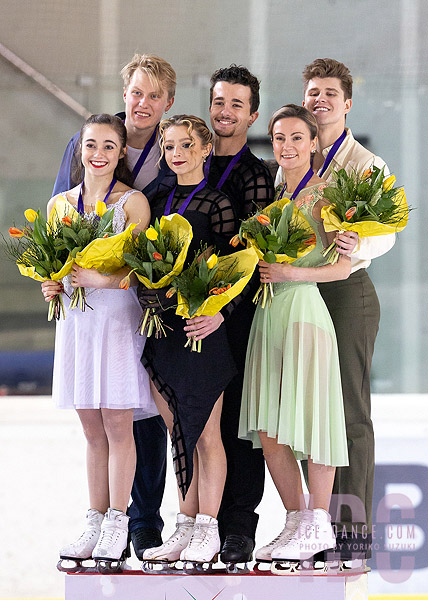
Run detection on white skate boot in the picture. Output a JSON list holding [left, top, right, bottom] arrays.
[[92, 508, 130, 572], [57, 508, 104, 572], [142, 513, 195, 567], [255, 510, 305, 564], [272, 508, 336, 563], [180, 513, 220, 568]]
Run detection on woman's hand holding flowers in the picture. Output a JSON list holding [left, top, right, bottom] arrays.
[[70, 265, 106, 288], [183, 313, 224, 341], [335, 231, 358, 255], [258, 260, 297, 283], [41, 280, 64, 302]]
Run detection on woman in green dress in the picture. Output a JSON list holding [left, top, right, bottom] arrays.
[[239, 105, 352, 563]]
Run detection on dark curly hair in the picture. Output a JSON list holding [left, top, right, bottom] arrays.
[[209, 64, 260, 114]]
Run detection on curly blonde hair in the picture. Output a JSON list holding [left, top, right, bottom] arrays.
[[159, 114, 213, 158]]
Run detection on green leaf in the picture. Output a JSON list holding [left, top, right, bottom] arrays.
[[255, 232, 267, 250], [263, 250, 277, 263]]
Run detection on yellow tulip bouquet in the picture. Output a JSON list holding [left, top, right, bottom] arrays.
[[121, 214, 193, 338], [5, 208, 74, 320], [236, 200, 317, 308], [321, 166, 409, 264], [168, 247, 258, 352], [49, 196, 135, 311]]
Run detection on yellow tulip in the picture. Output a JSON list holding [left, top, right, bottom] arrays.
[[206, 254, 218, 269], [95, 200, 108, 217], [382, 175, 396, 191], [146, 227, 158, 241], [24, 209, 38, 223]]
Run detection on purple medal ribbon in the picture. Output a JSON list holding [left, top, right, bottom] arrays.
[[204, 143, 248, 189], [318, 129, 346, 177], [164, 179, 207, 216], [131, 126, 158, 183], [77, 177, 117, 214], [278, 167, 314, 201]]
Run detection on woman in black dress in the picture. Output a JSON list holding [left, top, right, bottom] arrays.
[[140, 115, 237, 564]]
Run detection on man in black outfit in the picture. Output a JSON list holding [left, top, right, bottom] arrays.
[[206, 65, 275, 564]]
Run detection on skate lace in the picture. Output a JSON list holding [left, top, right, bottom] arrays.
[[165, 523, 192, 546], [188, 524, 215, 548], [267, 512, 301, 548], [97, 523, 119, 550], [69, 527, 98, 548]]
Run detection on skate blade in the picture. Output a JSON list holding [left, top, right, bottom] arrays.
[[141, 560, 184, 575], [253, 561, 273, 573], [182, 555, 220, 574], [224, 562, 251, 574], [57, 558, 96, 574]]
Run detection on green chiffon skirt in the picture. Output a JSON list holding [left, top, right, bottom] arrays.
[[239, 281, 349, 467]]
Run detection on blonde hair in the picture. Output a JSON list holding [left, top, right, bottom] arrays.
[[159, 115, 213, 158], [120, 54, 176, 99]]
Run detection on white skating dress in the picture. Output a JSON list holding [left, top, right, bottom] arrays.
[[52, 190, 157, 416]]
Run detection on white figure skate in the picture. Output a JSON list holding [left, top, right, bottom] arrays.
[[57, 508, 104, 573], [141, 513, 195, 574], [92, 508, 130, 573]]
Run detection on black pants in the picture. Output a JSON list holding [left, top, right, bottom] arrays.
[[319, 269, 380, 535], [128, 415, 167, 533], [218, 295, 265, 542]]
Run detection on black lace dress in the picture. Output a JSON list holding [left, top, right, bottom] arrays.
[[141, 183, 238, 499]]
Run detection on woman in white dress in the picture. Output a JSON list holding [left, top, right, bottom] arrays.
[[42, 114, 155, 568]]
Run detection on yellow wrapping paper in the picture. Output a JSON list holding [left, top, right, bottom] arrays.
[[49, 196, 135, 273], [176, 247, 259, 318], [17, 255, 74, 282], [321, 187, 408, 237], [134, 213, 193, 289]]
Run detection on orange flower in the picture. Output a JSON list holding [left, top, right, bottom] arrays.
[[103, 233, 109, 238], [209, 287, 219, 295], [257, 214, 270, 226], [166, 288, 176, 299], [152, 252, 163, 261], [9, 227, 24, 238], [362, 168, 373, 180], [62, 216, 72, 226], [304, 234, 317, 246], [119, 275, 130, 290], [345, 206, 357, 221], [230, 234, 241, 247]]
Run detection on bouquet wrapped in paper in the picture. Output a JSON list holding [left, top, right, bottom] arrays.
[[321, 166, 409, 263], [122, 214, 193, 338], [49, 196, 136, 310], [236, 200, 317, 307], [4, 208, 74, 320], [169, 247, 258, 352]]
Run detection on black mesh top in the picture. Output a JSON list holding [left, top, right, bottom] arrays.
[[150, 183, 236, 258], [207, 148, 275, 221]]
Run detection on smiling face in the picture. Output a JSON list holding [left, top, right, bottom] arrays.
[[163, 125, 212, 184], [304, 76, 352, 128], [271, 117, 316, 174], [81, 124, 125, 177], [123, 68, 174, 136], [209, 81, 258, 140]]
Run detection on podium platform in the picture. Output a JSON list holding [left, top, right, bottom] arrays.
[[65, 568, 368, 599]]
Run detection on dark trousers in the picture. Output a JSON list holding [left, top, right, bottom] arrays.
[[318, 269, 380, 535], [128, 415, 167, 533], [218, 296, 265, 542]]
